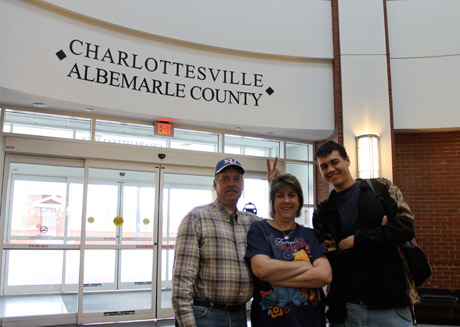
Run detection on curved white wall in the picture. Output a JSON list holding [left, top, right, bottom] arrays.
[[43, 0, 334, 59], [388, 0, 460, 130], [2, 0, 458, 145], [0, 0, 335, 141]]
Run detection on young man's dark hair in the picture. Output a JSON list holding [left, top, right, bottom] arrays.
[[315, 140, 348, 161]]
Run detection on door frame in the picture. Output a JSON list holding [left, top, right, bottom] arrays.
[[0, 135, 273, 326]]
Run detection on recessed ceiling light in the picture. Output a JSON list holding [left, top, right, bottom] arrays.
[[235, 127, 242, 130], [85, 108, 93, 112], [33, 102, 47, 108]]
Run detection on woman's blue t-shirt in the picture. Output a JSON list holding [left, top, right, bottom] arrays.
[[245, 220, 327, 327]]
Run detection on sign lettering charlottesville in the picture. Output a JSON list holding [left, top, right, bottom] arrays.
[[60, 39, 271, 107]]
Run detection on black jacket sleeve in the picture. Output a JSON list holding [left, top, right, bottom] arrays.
[[354, 178, 415, 249]]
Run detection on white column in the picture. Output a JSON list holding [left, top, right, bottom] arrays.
[[338, 0, 393, 180]]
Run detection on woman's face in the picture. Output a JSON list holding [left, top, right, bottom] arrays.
[[273, 186, 300, 222]]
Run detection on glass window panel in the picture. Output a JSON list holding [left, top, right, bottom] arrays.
[[169, 129, 219, 153], [286, 162, 314, 205], [67, 183, 83, 242], [121, 183, 155, 245], [85, 183, 118, 244], [82, 290, 151, 313], [9, 180, 66, 239], [7, 250, 64, 286], [7, 163, 84, 245], [286, 142, 313, 161], [64, 250, 81, 285], [224, 134, 280, 158], [95, 120, 219, 152], [161, 173, 214, 309], [297, 207, 314, 228], [238, 178, 269, 219], [86, 168, 157, 245], [95, 120, 167, 147], [170, 140, 216, 152], [120, 249, 153, 283], [3, 109, 91, 140], [224, 145, 241, 155], [2, 251, 80, 315], [84, 249, 115, 284]]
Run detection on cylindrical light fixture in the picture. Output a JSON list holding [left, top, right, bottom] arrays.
[[356, 134, 380, 179]]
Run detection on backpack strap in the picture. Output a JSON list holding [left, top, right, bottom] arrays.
[[364, 178, 385, 208]]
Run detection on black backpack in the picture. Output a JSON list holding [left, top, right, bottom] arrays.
[[364, 179, 432, 287]]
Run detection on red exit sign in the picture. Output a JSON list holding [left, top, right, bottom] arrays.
[[154, 122, 174, 137]]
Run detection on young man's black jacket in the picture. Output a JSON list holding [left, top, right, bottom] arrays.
[[313, 178, 415, 323]]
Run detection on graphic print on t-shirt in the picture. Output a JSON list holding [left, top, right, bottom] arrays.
[[258, 237, 321, 319]]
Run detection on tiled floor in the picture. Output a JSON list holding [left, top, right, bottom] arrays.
[[0, 293, 457, 327], [56, 322, 452, 327]]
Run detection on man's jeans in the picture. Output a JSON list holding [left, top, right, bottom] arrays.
[[175, 304, 247, 327], [331, 303, 413, 327]]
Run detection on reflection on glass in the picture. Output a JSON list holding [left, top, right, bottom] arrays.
[[8, 250, 64, 287], [297, 207, 314, 228], [3, 109, 91, 140], [286, 162, 314, 205], [10, 180, 66, 240], [121, 185, 155, 245], [86, 168, 156, 245], [86, 183, 118, 244], [83, 169, 156, 314], [161, 174, 214, 308], [120, 250, 153, 284], [7, 164, 84, 245], [84, 249, 115, 285], [238, 178, 269, 219], [95, 120, 219, 152], [6, 249, 80, 297], [224, 134, 280, 158], [83, 249, 153, 312], [286, 142, 313, 161]]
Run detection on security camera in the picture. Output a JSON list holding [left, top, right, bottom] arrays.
[[119, 172, 125, 176], [158, 153, 166, 159]]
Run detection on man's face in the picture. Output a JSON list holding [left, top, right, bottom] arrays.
[[317, 150, 353, 192], [213, 167, 244, 209]]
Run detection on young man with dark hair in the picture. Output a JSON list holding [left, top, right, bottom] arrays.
[[313, 140, 417, 327]]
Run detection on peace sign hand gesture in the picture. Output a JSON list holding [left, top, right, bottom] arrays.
[[266, 157, 280, 182]]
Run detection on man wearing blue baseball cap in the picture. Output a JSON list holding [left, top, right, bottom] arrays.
[[173, 158, 261, 327]]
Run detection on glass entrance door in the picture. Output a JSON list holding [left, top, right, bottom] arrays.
[[157, 167, 270, 318], [0, 155, 270, 325], [0, 158, 161, 325], [84, 167, 157, 291], [81, 166, 157, 320], [158, 169, 214, 318]]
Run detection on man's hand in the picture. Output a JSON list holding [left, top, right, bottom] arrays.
[[338, 216, 386, 250], [381, 215, 388, 226], [267, 157, 280, 182], [338, 235, 354, 250]]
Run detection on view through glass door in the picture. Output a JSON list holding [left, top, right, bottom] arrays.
[[81, 166, 157, 318], [157, 167, 269, 318], [1, 155, 270, 325]]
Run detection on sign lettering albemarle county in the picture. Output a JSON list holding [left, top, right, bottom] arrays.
[[58, 39, 274, 107]]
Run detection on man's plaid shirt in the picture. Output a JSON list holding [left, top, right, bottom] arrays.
[[172, 199, 261, 327]]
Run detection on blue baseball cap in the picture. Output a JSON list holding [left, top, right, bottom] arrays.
[[215, 158, 245, 176]]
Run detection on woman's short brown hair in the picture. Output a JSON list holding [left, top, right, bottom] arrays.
[[269, 173, 304, 218]]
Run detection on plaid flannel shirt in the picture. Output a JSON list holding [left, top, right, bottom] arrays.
[[172, 199, 261, 327]]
